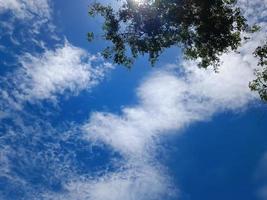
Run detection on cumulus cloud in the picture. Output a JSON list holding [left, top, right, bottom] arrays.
[[0, 42, 113, 106], [16, 42, 113, 102], [84, 44, 260, 159]]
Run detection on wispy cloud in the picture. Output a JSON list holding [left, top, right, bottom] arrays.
[[15, 42, 113, 102], [0, 0, 51, 20], [238, 0, 267, 25], [0, 0, 53, 38], [0, 0, 58, 59], [0, 42, 113, 116], [43, 164, 175, 200], [0, 0, 114, 108]]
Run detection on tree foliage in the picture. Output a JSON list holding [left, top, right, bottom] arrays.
[[88, 0, 252, 68], [249, 41, 267, 102]]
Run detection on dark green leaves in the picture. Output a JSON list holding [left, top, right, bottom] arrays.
[[87, 32, 94, 42], [249, 41, 267, 102], [88, 0, 249, 68]]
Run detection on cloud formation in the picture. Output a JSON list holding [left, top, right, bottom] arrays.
[[0, 0, 58, 60], [0, 0, 113, 107], [0, 0, 53, 37], [0, 0, 51, 20], [15, 42, 113, 102], [0, 42, 113, 117], [78, 22, 265, 200], [84, 38, 261, 158], [238, 0, 267, 24], [0, 0, 266, 200], [43, 164, 174, 200]]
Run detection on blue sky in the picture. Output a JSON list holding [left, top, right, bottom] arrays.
[[0, 0, 267, 200]]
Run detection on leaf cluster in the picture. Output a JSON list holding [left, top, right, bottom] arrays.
[[89, 0, 250, 68], [249, 41, 267, 101]]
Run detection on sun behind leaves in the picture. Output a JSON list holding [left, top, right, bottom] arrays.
[[88, 0, 253, 69]]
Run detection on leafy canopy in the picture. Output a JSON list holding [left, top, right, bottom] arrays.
[[88, 0, 253, 68], [249, 41, 267, 102]]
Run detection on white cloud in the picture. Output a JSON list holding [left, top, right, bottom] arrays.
[[84, 44, 259, 158], [83, 0, 267, 159], [79, 18, 266, 200], [0, 1, 113, 107], [0, 42, 113, 118], [43, 164, 174, 200], [0, 0, 57, 50], [238, 0, 267, 25], [0, 0, 51, 20], [3, 42, 113, 104]]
